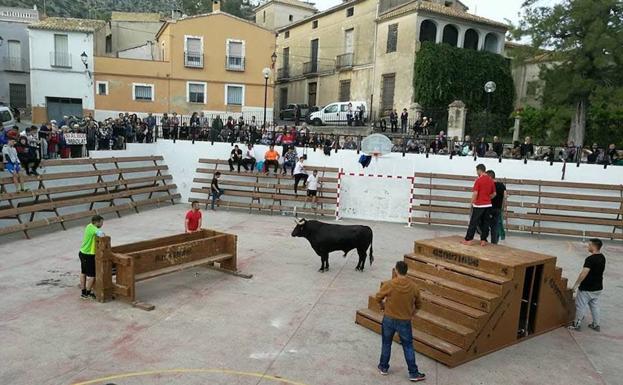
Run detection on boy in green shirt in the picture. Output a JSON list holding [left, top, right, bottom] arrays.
[[79, 215, 105, 299]]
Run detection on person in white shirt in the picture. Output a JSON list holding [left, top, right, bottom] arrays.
[[305, 169, 320, 208], [293, 155, 308, 194], [242, 143, 256, 172]]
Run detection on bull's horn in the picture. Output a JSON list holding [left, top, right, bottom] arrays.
[[294, 218, 305, 225]]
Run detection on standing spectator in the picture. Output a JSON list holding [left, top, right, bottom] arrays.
[[520, 136, 534, 158], [190, 112, 200, 139], [293, 155, 308, 195], [375, 261, 426, 382], [294, 106, 301, 127], [476, 137, 489, 157], [78, 215, 105, 300], [249, 116, 258, 143], [170, 112, 180, 140], [486, 170, 506, 244], [242, 143, 256, 171], [282, 146, 298, 175], [492, 136, 503, 157], [400, 108, 408, 133], [429, 135, 442, 154], [569, 239, 606, 332], [323, 135, 335, 156], [346, 103, 354, 127], [26, 126, 41, 174], [161, 113, 171, 139], [304, 169, 320, 208], [210, 171, 223, 210], [15, 135, 38, 176], [389, 109, 398, 133], [343, 136, 357, 150], [185, 201, 202, 233], [264, 145, 280, 174], [606, 144, 619, 164], [228, 144, 243, 172], [39, 121, 50, 159], [565, 141, 577, 162], [211, 115, 224, 141], [461, 164, 496, 246], [48, 126, 60, 158], [145, 113, 157, 141], [3, 132, 27, 191], [420, 116, 429, 136]]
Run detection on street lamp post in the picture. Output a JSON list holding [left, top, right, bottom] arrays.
[[484, 81, 496, 139], [262, 67, 271, 132]]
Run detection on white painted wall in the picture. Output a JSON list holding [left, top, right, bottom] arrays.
[[29, 28, 94, 109], [90, 140, 623, 226]]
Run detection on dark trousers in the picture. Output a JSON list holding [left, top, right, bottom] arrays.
[[242, 158, 256, 171], [294, 173, 308, 194], [379, 316, 420, 377], [283, 160, 295, 175], [465, 206, 491, 241], [264, 160, 279, 173], [390, 120, 398, 132], [489, 208, 501, 244], [229, 157, 242, 172]]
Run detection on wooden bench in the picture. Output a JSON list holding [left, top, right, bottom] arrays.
[[411, 173, 623, 240], [0, 156, 179, 238], [188, 158, 340, 217], [94, 229, 250, 310]]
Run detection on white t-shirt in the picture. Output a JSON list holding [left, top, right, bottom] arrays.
[[307, 174, 318, 191], [245, 148, 255, 159], [293, 161, 306, 175]]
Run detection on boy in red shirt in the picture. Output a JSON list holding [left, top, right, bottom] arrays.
[[461, 164, 496, 246], [185, 201, 202, 233]]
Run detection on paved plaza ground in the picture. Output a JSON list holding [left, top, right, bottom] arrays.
[[1, 205, 621, 385]]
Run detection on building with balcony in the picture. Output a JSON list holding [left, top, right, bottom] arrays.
[[254, 0, 318, 31], [93, 1, 276, 120], [0, 6, 39, 112], [274, 0, 508, 119], [28, 17, 106, 123]]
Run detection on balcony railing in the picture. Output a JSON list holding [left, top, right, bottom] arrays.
[[336, 52, 354, 70], [184, 51, 203, 68], [277, 67, 290, 80], [225, 55, 245, 71], [2, 56, 26, 72], [50, 51, 71, 68], [303, 61, 318, 75]]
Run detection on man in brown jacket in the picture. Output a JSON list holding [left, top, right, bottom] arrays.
[[375, 261, 426, 382]]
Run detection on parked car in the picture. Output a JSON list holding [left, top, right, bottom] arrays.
[[0, 106, 16, 129], [279, 103, 310, 121], [308, 101, 368, 126]]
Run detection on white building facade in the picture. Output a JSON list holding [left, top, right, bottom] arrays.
[[28, 18, 106, 123]]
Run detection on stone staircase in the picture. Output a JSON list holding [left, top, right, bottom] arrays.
[[356, 236, 574, 367]]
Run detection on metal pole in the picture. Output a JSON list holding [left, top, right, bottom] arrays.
[[486, 92, 491, 140], [263, 77, 268, 130]]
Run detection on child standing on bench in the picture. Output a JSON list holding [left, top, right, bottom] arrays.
[[79, 215, 105, 300], [2, 132, 27, 192]]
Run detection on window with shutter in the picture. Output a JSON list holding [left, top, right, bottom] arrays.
[[227, 40, 245, 70], [381, 74, 395, 112], [227, 85, 244, 105], [134, 84, 153, 101], [339, 80, 351, 102], [188, 82, 206, 103], [386, 24, 398, 53], [185, 37, 203, 67]]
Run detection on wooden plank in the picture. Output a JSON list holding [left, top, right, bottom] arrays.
[[41, 156, 163, 167], [405, 253, 510, 285], [193, 178, 338, 194], [198, 158, 340, 173], [135, 253, 234, 281], [413, 205, 471, 215], [413, 310, 475, 348], [506, 201, 622, 215], [508, 212, 623, 227], [412, 194, 471, 204], [0, 165, 169, 185], [190, 187, 336, 204], [188, 197, 335, 216], [195, 168, 339, 183]]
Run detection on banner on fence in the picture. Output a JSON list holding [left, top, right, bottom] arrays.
[[65, 133, 87, 145]]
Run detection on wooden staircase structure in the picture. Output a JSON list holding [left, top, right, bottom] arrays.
[[356, 236, 574, 367]]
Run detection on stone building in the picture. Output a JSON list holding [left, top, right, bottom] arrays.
[[254, 0, 317, 31], [105, 12, 165, 58], [0, 6, 39, 111], [274, 0, 507, 120]]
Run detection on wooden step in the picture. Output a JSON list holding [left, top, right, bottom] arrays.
[[408, 270, 498, 312], [405, 253, 510, 285], [414, 236, 557, 280], [413, 310, 475, 348], [405, 256, 503, 295], [356, 308, 463, 359], [135, 253, 233, 282]]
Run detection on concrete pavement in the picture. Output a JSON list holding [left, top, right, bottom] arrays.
[[0, 205, 620, 385]]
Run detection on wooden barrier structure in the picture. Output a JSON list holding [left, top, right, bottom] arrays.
[[0, 156, 179, 238], [94, 229, 248, 310], [188, 158, 339, 217], [356, 236, 574, 367], [411, 172, 623, 240]]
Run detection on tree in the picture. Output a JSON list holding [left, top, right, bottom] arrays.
[[512, 0, 623, 145]]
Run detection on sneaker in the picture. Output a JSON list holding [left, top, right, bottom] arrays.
[[409, 372, 426, 382], [378, 366, 388, 375], [588, 323, 600, 332], [80, 290, 89, 300], [568, 323, 581, 331], [86, 291, 96, 300]]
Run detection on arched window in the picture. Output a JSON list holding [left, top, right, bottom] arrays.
[[442, 24, 459, 46], [484, 33, 499, 53], [463, 29, 479, 50], [419, 19, 437, 42]]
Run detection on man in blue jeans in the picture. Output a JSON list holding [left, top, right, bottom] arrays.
[[375, 261, 426, 382]]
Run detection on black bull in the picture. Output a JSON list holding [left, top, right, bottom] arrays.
[[291, 219, 374, 272]]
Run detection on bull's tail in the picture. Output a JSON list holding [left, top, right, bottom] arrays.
[[369, 231, 374, 266]]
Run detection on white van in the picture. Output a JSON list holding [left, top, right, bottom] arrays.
[[309, 101, 368, 126], [0, 106, 16, 129]]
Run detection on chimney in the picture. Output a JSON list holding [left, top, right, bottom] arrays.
[[213, 0, 221, 12]]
